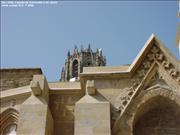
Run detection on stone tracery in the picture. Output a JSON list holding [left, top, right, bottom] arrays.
[[114, 43, 180, 117]]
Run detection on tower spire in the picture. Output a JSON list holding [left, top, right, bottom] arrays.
[[67, 50, 70, 57], [88, 44, 91, 52]]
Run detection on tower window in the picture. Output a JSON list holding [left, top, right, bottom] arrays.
[[87, 62, 91, 66], [72, 60, 78, 78]]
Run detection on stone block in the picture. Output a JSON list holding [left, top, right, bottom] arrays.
[[30, 80, 41, 96], [17, 104, 53, 135], [30, 75, 49, 102], [75, 95, 111, 135], [86, 80, 96, 95]]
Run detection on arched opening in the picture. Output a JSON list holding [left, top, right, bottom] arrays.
[[2, 124, 17, 135], [133, 96, 180, 135], [72, 60, 78, 78], [0, 108, 18, 135]]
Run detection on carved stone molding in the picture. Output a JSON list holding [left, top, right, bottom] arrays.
[[114, 44, 180, 117], [115, 85, 136, 114], [136, 44, 180, 86], [0, 108, 19, 135]]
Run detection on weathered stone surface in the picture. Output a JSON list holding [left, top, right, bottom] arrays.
[[17, 103, 53, 135], [0, 68, 42, 91], [86, 80, 96, 95], [50, 91, 84, 135], [75, 95, 111, 135]]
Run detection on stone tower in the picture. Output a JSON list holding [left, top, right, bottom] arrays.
[[60, 45, 106, 81]]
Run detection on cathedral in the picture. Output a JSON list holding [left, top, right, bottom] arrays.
[[1, 34, 180, 135], [0, 3, 180, 135]]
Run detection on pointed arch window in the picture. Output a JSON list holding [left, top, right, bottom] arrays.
[[3, 124, 17, 135], [0, 108, 18, 135], [72, 60, 78, 78]]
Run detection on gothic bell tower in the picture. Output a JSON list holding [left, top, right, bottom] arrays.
[[60, 45, 106, 82]]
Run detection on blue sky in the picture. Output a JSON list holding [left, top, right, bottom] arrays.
[[1, 1, 179, 81]]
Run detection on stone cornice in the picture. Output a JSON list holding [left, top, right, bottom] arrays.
[[0, 67, 42, 73], [0, 86, 31, 101], [80, 34, 180, 90]]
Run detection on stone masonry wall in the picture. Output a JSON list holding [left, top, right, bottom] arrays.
[[50, 91, 84, 135], [0, 68, 42, 91]]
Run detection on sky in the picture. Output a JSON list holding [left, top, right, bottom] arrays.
[[1, 1, 180, 81]]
